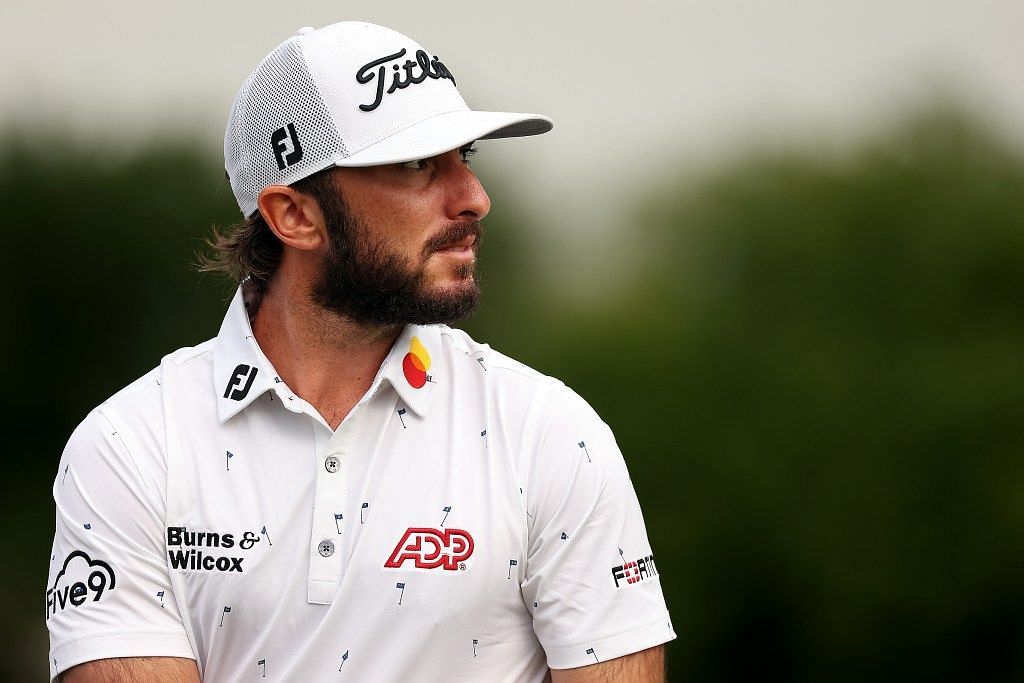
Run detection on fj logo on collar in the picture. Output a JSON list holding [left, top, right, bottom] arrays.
[[355, 48, 456, 113], [271, 122, 304, 170], [224, 364, 258, 401], [402, 336, 431, 389]]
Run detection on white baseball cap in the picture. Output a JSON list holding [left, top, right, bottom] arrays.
[[224, 21, 553, 218]]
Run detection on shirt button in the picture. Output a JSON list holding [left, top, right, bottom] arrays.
[[325, 456, 341, 473], [318, 539, 335, 557]]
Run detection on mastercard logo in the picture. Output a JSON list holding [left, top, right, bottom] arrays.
[[402, 336, 432, 389]]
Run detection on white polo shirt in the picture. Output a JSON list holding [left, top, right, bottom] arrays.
[[46, 281, 676, 682]]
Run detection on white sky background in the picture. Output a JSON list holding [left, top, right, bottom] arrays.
[[2, 0, 1022, 293]]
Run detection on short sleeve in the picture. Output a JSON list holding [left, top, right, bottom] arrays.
[[46, 408, 195, 681], [521, 385, 676, 670]]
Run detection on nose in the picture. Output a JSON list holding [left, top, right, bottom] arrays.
[[440, 150, 490, 221]]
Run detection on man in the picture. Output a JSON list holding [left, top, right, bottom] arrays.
[[46, 21, 675, 682]]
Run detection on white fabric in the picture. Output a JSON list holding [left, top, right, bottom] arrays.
[[46, 282, 675, 682], [330, 109, 551, 167]]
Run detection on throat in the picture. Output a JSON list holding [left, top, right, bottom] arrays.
[[248, 281, 402, 433], [320, 398, 362, 432]]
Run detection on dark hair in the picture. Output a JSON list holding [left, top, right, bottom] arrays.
[[195, 168, 340, 296]]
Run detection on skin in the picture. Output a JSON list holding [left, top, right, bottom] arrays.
[[61, 656, 199, 682], [61, 148, 666, 681], [59, 645, 664, 682], [550, 644, 666, 682], [250, 146, 489, 431]]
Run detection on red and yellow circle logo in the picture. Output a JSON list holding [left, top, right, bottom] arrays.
[[402, 336, 432, 389]]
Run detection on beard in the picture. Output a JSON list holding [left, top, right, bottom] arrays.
[[309, 188, 482, 326]]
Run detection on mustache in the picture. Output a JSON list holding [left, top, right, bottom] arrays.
[[422, 220, 483, 255]]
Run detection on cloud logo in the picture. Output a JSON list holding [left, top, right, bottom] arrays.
[[45, 550, 116, 620], [402, 336, 432, 389]]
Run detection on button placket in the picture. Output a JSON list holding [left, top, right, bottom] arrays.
[[307, 410, 362, 605]]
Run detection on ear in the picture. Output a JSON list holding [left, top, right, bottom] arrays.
[[256, 184, 326, 251]]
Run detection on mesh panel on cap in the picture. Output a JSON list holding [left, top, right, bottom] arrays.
[[224, 37, 346, 218]]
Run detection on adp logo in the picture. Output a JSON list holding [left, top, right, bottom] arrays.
[[46, 551, 116, 620], [385, 527, 474, 570], [271, 122, 303, 170]]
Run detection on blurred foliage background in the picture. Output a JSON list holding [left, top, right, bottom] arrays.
[[3, 103, 1023, 682]]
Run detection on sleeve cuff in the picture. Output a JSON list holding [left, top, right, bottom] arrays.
[[50, 629, 196, 682], [544, 612, 677, 670]]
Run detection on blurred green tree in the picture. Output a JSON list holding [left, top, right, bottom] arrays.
[[505, 107, 1024, 683], [1, 135, 237, 680]]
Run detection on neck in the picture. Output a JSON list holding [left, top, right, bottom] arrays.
[[249, 278, 402, 430]]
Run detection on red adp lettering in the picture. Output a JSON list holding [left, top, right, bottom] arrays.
[[384, 527, 474, 570]]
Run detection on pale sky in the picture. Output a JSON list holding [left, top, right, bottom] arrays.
[[3, 0, 1022, 290]]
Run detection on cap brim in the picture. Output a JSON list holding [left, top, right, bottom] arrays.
[[333, 110, 553, 167]]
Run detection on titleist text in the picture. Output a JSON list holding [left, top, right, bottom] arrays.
[[355, 48, 456, 112]]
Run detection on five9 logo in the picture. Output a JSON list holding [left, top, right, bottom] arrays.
[[46, 551, 117, 619]]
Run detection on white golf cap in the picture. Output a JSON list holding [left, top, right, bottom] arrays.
[[225, 21, 553, 218]]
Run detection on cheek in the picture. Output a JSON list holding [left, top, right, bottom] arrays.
[[358, 215, 427, 263], [343, 184, 441, 261]]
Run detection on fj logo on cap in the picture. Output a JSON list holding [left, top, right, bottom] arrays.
[[355, 48, 456, 113], [271, 122, 304, 170]]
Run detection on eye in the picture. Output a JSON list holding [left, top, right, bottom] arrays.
[[460, 146, 478, 164], [400, 158, 429, 170]]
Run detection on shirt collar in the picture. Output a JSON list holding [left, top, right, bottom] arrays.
[[212, 281, 285, 423], [377, 321, 442, 418], [212, 280, 442, 423]]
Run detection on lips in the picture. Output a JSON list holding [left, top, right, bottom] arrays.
[[437, 234, 477, 251], [426, 221, 481, 255]]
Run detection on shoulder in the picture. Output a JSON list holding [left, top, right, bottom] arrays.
[[100, 338, 216, 410], [62, 338, 217, 480], [437, 324, 564, 390], [96, 338, 216, 418], [436, 325, 613, 460], [436, 325, 593, 416]]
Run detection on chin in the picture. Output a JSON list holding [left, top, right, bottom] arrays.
[[429, 277, 477, 299], [425, 260, 475, 286], [420, 267, 478, 296]]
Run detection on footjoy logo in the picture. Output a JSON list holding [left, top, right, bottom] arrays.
[[385, 527, 474, 570], [271, 122, 303, 170], [166, 526, 261, 573], [611, 553, 659, 588], [223, 364, 258, 401], [45, 551, 116, 620]]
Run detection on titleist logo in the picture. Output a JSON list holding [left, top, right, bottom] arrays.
[[355, 48, 456, 112]]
